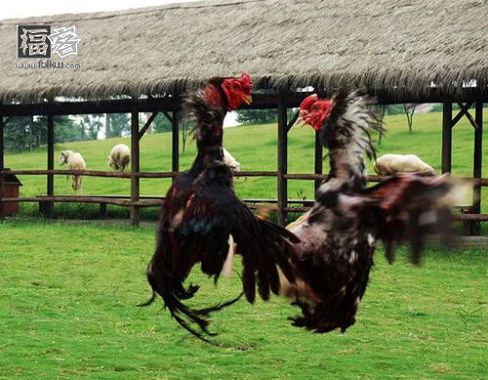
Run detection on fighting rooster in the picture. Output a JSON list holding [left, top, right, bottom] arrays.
[[280, 89, 460, 333], [144, 73, 297, 340]]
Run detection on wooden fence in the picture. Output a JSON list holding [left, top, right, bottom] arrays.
[[1, 169, 487, 234]]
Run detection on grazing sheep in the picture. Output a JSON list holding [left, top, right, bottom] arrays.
[[60, 150, 86, 192], [374, 154, 436, 176], [223, 148, 240, 172], [108, 144, 131, 172]]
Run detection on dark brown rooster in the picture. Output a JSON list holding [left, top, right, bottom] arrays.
[[280, 89, 462, 333], [143, 73, 297, 340]]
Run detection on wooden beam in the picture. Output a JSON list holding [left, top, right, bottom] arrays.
[[277, 96, 288, 226], [138, 111, 158, 139], [454, 103, 478, 131], [453, 213, 488, 222], [0, 97, 181, 117], [0, 116, 3, 218], [0, 94, 316, 118], [451, 102, 472, 127], [441, 102, 452, 174], [162, 111, 172, 123], [7, 168, 488, 186], [471, 102, 483, 235], [6, 194, 488, 223], [44, 114, 54, 217], [172, 111, 179, 176], [1, 92, 488, 118], [1, 195, 312, 204], [0, 168, 177, 179], [465, 110, 478, 129], [0, 116, 4, 170], [130, 109, 140, 226], [99, 203, 108, 219], [370, 89, 488, 104], [0, 171, 4, 220], [286, 110, 299, 132], [0, 184, 4, 220]]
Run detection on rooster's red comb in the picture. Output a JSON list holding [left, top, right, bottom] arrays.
[[299, 94, 319, 110], [239, 72, 253, 88]]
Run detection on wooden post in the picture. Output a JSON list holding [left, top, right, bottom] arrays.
[[0, 116, 4, 170], [277, 97, 288, 226], [99, 203, 108, 219], [441, 102, 452, 174], [0, 117, 4, 219], [314, 131, 323, 196], [130, 109, 140, 226], [172, 111, 179, 176], [43, 114, 55, 217], [471, 102, 483, 235], [0, 172, 4, 220]]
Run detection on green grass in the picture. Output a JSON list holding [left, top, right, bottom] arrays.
[[4, 109, 488, 219], [0, 221, 487, 379]]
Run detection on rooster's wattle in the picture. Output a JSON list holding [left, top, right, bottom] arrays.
[[280, 89, 459, 333]]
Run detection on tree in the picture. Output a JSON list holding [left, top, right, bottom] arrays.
[[385, 104, 405, 115], [169, 113, 193, 152], [3, 115, 80, 151], [31, 116, 47, 148], [105, 114, 111, 139], [236, 109, 277, 125], [152, 113, 173, 133], [151, 112, 193, 152], [77, 114, 103, 140], [4, 117, 30, 151], [370, 104, 387, 144], [403, 103, 417, 132], [106, 113, 130, 137], [53, 115, 83, 143]]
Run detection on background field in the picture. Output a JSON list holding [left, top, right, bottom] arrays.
[[0, 221, 487, 379], [4, 109, 488, 220], [1, 110, 488, 379]]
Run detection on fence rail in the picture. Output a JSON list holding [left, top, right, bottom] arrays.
[[3, 169, 488, 184], [1, 169, 486, 226]]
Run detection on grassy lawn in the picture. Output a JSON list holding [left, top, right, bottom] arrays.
[[3, 109, 488, 220], [0, 221, 486, 379]]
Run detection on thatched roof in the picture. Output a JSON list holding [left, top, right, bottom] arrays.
[[0, 0, 487, 103]]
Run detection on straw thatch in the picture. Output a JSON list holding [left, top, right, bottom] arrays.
[[0, 0, 487, 103]]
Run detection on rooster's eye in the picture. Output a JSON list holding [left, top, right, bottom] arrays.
[[233, 84, 239, 90]]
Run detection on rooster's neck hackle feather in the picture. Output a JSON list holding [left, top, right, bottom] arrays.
[[318, 90, 384, 199], [184, 87, 229, 174]]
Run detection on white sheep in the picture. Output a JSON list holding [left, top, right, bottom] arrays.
[[223, 148, 240, 172], [108, 144, 131, 172], [60, 150, 86, 192], [374, 154, 436, 176]]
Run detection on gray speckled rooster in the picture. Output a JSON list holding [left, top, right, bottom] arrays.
[[280, 89, 460, 333]]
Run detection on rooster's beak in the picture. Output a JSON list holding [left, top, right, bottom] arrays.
[[242, 95, 252, 105], [297, 110, 308, 127]]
